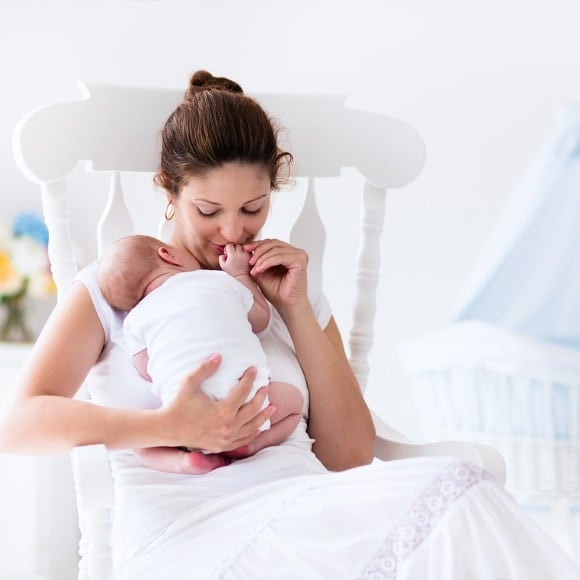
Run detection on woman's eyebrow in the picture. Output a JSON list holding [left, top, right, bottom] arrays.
[[193, 194, 269, 206], [193, 199, 221, 206]]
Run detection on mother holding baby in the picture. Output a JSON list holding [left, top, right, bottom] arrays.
[[0, 70, 576, 579]]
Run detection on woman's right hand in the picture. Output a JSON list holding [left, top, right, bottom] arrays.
[[159, 353, 274, 453]]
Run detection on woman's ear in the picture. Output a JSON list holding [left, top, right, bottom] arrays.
[[158, 246, 182, 266]]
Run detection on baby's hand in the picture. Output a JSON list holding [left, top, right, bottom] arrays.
[[219, 244, 251, 278]]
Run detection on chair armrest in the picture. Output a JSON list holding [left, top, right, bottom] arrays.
[[71, 444, 114, 580], [371, 410, 507, 486]]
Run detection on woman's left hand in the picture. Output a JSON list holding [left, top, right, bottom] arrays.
[[243, 239, 308, 311]]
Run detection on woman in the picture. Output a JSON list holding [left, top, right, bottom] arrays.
[[0, 71, 577, 579]]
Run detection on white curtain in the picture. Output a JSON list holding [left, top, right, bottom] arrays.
[[452, 105, 580, 350]]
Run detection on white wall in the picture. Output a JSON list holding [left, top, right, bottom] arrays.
[[3, 0, 580, 425]]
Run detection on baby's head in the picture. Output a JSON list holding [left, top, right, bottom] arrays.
[[99, 235, 200, 310]]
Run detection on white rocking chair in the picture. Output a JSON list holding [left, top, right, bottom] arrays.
[[13, 82, 506, 579]]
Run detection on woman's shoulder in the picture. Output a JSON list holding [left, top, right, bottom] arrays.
[[307, 277, 332, 329], [75, 261, 126, 344], [74, 260, 99, 289], [75, 261, 105, 311]]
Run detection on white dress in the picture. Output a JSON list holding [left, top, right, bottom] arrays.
[[76, 262, 579, 580], [124, 270, 271, 408]]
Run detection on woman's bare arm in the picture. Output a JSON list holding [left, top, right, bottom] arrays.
[[245, 239, 376, 471], [284, 309, 375, 470], [0, 282, 272, 455]]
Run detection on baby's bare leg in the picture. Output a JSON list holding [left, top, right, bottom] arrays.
[[135, 447, 229, 474], [267, 381, 304, 425], [224, 382, 303, 459]]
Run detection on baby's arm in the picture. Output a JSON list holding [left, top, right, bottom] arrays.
[[219, 244, 270, 333], [132, 348, 152, 382]]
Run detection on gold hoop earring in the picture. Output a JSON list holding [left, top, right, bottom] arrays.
[[164, 202, 175, 221]]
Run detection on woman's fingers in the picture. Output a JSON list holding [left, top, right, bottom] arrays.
[[236, 386, 271, 422], [226, 430, 262, 452], [217, 370, 276, 450], [222, 372, 275, 430], [169, 357, 277, 453], [224, 365, 259, 407], [245, 242, 307, 276], [181, 352, 222, 390], [244, 239, 288, 264], [238, 397, 275, 435], [246, 239, 302, 261]]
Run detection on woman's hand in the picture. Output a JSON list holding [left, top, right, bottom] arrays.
[[243, 239, 309, 312], [159, 354, 274, 453]]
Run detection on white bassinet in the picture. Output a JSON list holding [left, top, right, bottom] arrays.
[[399, 105, 580, 562], [400, 321, 580, 500]]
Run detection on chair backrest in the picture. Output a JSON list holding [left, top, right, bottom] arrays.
[[13, 82, 504, 579], [14, 82, 426, 390]]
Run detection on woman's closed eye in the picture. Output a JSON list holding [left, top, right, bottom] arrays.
[[196, 207, 219, 217], [195, 205, 264, 218], [241, 206, 263, 216]]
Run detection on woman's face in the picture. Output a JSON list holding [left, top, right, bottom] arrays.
[[170, 162, 271, 269]]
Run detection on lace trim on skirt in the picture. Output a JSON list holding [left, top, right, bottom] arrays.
[[358, 460, 492, 580]]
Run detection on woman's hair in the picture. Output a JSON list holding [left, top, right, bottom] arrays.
[[154, 70, 293, 196]]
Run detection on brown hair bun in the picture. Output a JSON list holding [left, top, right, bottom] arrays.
[[185, 70, 243, 99]]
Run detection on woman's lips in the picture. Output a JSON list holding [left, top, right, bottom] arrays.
[[212, 243, 226, 255]]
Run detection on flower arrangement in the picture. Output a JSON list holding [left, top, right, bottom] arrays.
[[0, 212, 56, 342]]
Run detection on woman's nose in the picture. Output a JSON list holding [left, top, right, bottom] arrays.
[[219, 217, 244, 243]]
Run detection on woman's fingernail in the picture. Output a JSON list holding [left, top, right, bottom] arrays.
[[209, 353, 221, 363]]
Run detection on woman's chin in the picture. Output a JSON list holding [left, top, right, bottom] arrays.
[[203, 253, 221, 270]]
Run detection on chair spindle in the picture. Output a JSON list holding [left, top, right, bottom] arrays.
[[349, 180, 386, 392]]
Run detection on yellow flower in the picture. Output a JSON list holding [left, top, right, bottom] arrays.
[[28, 271, 57, 298], [0, 251, 25, 296]]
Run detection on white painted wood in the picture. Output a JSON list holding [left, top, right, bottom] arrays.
[[40, 180, 79, 300], [289, 178, 325, 287], [13, 82, 506, 579], [13, 83, 426, 189], [96, 172, 133, 257], [72, 445, 113, 580], [349, 180, 386, 392]]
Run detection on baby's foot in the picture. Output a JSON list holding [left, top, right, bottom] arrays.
[[222, 444, 255, 461], [181, 450, 230, 474]]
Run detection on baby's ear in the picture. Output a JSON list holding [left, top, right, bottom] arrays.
[[158, 246, 181, 266]]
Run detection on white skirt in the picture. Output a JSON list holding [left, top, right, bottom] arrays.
[[112, 447, 579, 580]]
